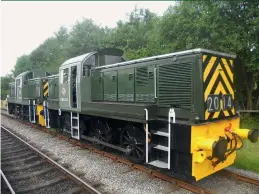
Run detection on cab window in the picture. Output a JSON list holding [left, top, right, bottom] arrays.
[[60, 68, 68, 83], [83, 55, 96, 77], [16, 79, 21, 87], [10, 83, 15, 97], [24, 72, 33, 85], [103, 55, 124, 65]]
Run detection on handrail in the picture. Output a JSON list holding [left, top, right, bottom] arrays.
[[144, 108, 149, 163], [238, 110, 259, 113], [154, 68, 157, 99]]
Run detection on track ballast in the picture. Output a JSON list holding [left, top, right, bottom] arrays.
[[1, 126, 101, 194]]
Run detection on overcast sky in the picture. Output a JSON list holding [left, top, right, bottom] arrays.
[[1, 1, 174, 76]]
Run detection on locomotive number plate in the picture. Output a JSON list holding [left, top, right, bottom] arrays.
[[222, 94, 233, 110], [207, 95, 220, 112], [207, 94, 233, 112]]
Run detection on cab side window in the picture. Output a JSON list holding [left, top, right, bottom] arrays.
[[10, 84, 15, 97], [60, 68, 69, 83], [24, 72, 33, 85], [17, 79, 21, 87], [83, 65, 91, 77], [83, 55, 96, 77]]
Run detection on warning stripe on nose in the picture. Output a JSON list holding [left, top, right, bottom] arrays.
[[43, 80, 48, 97], [203, 55, 235, 120]]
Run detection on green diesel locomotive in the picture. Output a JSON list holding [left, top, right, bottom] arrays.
[[6, 48, 258, 181]]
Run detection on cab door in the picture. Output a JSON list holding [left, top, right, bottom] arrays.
[[59, 67, 70, 109], [15, 78, 22, 101], [70, 64, 78, 108]]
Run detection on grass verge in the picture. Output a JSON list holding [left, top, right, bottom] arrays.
[[234, 115, 259, 173]]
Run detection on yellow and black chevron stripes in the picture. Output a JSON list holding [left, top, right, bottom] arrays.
[[43, 80, 48, 97], [203, 55, 235, 120]]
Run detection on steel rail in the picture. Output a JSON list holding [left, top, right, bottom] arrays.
[[1, 125, 102, 194], [1, 169, 16, 194], [221, 169, 259, 186]]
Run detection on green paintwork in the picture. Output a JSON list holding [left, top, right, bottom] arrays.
[[7, 69, 51, 105], [118, 68, 134, 102], [103, 71, 117, 101], [58, 48, 125, 112], [54, 48, 236, 124], [47, 74, 60, 110], [91, 70, 103, 101], [135, 62, 156, 103]]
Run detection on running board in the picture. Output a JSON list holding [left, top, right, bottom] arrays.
[[148, 160, 168, 168]]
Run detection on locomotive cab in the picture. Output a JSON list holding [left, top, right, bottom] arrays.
[[59, 48, 125, 111]]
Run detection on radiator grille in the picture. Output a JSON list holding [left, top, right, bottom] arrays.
[[158, 63, 192, 108]]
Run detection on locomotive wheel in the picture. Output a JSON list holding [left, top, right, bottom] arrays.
[[79, 120, 89, 136], [62, 114, 71, 134], [92, 119, 112, 150], [120, 124, 145, 164]]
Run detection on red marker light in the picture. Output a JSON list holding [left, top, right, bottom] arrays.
[[225, 123, 232, 132]]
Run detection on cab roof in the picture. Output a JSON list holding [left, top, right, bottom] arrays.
[[16, 71, 29, 79], [94, 48, 236, 70], [60, 48, 124, 67]]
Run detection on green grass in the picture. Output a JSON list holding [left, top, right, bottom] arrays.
[[234, 115, 259, 172]]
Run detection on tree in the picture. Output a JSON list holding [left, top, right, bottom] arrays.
[[160, 1, 259, 109], [109, 7, 162, 60], [67, 19, 105, 57], [8, 2, 258, 109], [1, 74, 14, 99], [12, 55, 32, 77]]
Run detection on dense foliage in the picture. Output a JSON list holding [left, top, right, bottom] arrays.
[[1, 74, 13, 100], [1, 1, 259, 109]]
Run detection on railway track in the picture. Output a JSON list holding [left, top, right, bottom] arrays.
[[1, 125, 101, 194], [220, 169, 259, 186], [1, 111, 259, 194]]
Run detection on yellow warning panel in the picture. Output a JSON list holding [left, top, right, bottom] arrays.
[[191, 117, 240, 180], [36, 104, 46, 127]]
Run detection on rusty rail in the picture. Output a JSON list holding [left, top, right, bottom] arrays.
[[1, 125, 101, 194], [221, 169, 259, 186]]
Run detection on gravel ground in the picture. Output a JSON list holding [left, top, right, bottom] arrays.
[[1, 114, 259, 194], [12, 170, 61, 190], [192, 173, 259, 194], [227, 166, 259, 180], [1, 115, 191, 194], [29, 179, 83, 194]]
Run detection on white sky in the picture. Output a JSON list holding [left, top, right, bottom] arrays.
[[1, 1, 174, 76]]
